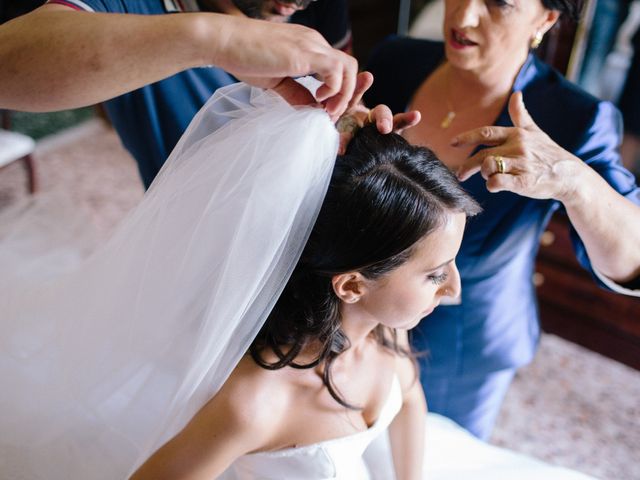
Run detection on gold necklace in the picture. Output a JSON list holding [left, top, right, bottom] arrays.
[[440, 68, 456, 129], [440, 100, 456, 129], [440, 66, 459, 129]]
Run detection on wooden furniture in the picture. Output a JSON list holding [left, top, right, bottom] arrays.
[[533, 0, 640, 371], [536, 0, 595, 81], [535, 214, 640, 370]]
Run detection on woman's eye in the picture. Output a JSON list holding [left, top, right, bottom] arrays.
[[428, 272, 449, 285], [489, 0, 512, 8]]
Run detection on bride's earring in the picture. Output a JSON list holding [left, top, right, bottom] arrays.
[[530, 30, 544, 49]]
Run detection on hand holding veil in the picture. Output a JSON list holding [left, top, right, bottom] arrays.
[[0, 83, 338, 479]]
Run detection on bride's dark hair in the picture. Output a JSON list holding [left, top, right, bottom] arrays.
[[250, 125, 480, 408]]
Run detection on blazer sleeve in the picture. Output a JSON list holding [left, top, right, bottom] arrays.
[[567, 100, 640, 293]]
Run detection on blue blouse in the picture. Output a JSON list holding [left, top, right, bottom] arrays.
[[365, 37, 640, 376]]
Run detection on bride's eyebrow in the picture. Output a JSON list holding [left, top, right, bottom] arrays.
[[424, 258, 454, 273]]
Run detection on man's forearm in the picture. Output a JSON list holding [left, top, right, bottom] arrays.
[[0, 6, 216, 111], [1, 4, 358, 118]]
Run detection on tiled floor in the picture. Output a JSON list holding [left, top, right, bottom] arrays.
[[1, 122, 639, 479]]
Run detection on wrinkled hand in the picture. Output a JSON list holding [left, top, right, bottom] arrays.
[[452, 92, 581, 201], [224, 18, 358, 119]]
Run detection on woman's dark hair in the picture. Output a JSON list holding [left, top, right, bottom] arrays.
[[250, 125, 481, 408], [541, 0, 582, 21]]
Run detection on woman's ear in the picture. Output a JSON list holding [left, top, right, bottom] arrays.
[[332, 272, 367, 304], [538, 9, 561, 36]]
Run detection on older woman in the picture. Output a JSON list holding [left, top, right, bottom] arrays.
[[365, 0, 640, 440]]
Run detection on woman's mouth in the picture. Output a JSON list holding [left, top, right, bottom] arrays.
[[450, 29, 478, 49]]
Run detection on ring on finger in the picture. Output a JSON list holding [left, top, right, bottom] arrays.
[[367, 110, 374, 124], [494, 155, 506, 174]]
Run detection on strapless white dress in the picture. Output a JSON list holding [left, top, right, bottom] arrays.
[[220, 377, 596, 480]]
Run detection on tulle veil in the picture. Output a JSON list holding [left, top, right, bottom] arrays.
[[0, 83, 339, 479]]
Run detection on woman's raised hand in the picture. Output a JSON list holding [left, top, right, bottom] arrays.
[[453, 92, 583, 202]]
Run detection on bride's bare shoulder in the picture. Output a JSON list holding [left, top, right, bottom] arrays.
[[131, 357, 294, 478], [202, 355, 295, 436]]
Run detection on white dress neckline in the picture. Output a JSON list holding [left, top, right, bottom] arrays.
[[218, 376, 403, 479], [246, 375, 402, 458]]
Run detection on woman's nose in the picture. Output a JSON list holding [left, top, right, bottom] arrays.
[[449, 0, 481, 29]]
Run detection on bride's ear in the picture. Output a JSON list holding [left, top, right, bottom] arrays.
[[331, 272, 367, 304]]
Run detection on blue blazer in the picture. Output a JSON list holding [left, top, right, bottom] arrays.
[[365, 37, 640, 377]]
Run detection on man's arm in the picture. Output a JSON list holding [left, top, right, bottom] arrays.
[[0, 4, 357, 116]]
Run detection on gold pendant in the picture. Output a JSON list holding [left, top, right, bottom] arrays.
[[440, 111, 456, 129]]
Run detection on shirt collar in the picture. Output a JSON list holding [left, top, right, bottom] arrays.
[[163, 0, 202, 13]]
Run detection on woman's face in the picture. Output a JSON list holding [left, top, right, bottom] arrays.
[[443, 0, 555, 73], [356, 212, 466, 331]]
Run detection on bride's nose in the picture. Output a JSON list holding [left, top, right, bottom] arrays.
[[440, 262, 461, 299]]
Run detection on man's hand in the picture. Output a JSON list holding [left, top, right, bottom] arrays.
[[219, 17, 358, 119], [335, 72, 421, 154]]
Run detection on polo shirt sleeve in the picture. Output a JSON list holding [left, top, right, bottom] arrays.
[[46, 0, 112, 12], [568, 100, 640, 295]]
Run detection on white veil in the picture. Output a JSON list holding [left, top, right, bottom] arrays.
[[0, 83, 339, 479]]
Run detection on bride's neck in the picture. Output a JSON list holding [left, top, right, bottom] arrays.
[[339, 309, 380, 353]]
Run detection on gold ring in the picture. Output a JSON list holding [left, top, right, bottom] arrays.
[[495, 156, 506, 174]]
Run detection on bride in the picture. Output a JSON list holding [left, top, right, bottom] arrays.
[[1, 79, 594, 480]]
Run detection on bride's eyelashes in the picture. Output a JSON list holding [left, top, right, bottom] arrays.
[[427, 272, 449, 285]]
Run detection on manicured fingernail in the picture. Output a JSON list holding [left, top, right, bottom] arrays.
[[382, 119, 392, 132]]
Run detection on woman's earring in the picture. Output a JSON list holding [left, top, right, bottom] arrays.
[[530, 31, 544, 49]]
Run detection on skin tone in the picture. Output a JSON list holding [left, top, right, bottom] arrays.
[[131, 212, 466, 480], [0, 2, 357, 117], [273, 73, 420, 151], [209, 0, 420, 137], [404, 0, 640, 284], [404, 0, 559, 168], [0, 1, 413, 129]]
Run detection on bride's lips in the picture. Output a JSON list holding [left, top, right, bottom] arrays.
[[272, 0, 298, 17], [449, 28, 478, 50]]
